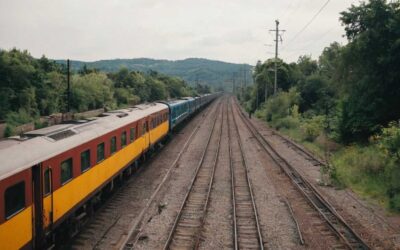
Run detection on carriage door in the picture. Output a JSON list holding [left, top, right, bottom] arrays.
[[144, 119, 150, 149], [42, 168, 53, 234], [32, 164, 45, 249]]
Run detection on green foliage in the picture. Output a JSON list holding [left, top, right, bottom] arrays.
[[298, 74, 334, 114], [300, 115, 325, 142], [0, 48, 195, 128], [5, 109, 34, 126], [297, 55, 318, 77], [145, 77, 167, 101], [254, 88, 301, 131], [56, 58, 253, 91], [339, 0, 400, 142], [195, 83, 211, 94], [71, 73, 115, 112], [4, 125, 14, 137], [239, 0, 400, 211], [377, 122, 400, 210], [333, 144, 388, 199], [274, 116, 300, 130], [332, 132, 400, 212], [378, 122, 400, 161], [264, 88, 300, 122]]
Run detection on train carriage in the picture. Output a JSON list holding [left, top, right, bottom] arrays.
[[0, 103, 169, 249], [0, 92, 220, 249], [180, 97, 196, 115], [162, 99, 190, 130]]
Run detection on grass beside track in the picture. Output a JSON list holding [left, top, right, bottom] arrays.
[[250, 110, 400, 213]]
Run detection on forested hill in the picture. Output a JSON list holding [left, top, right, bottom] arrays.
[[56, 58, 253, 88]]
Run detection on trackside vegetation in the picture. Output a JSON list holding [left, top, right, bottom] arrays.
[[0, 49, 211, 135], [239, 0, 400, 211]]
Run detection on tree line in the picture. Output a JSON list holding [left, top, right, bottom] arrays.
[[239, 0, 400, 211], [0, 49, 211, 130]]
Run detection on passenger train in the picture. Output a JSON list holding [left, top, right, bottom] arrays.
[[0, 93, 220, 249]]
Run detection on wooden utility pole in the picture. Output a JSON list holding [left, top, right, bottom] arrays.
[[270, 20, 285, 95]]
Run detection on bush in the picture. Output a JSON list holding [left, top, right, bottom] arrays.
[[273, 116, 300, 130], [6, 109, 33, 126], [378, 122, 400, 161], [332, 128, 400, 211], [389, 192, 400, 212], [4, 125, 14, 137], [301, 115, 325, 142]]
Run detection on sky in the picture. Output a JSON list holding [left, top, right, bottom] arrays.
[[0, 0, 360, 65]]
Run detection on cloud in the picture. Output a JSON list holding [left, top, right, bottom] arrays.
[[0, 0, 359, 64]]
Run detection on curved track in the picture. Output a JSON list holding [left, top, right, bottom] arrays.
[[232, 97, 369, 250], [228, 99, 265, 250]]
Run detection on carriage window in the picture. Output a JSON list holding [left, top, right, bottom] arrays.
[[97, 143, 105, 162], [130, 128, 135, 142], [121, 132, 127, 147], [5, 181, 25, 219], [44, 169, 51, 195], [110, 136, 117, 154], [61, 158, 73, 184], [81, 150, 91, 172]]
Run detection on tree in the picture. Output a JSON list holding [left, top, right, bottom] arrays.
[[297, 55, 318, 77], [339, 0, 400, 142], [71, 72, 115, 112], [145, 77, 167, 101]]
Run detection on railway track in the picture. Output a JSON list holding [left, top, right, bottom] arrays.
[[70, 99, 221, 249], [119, 99, 224, 250], [236, 99, 325, 168], [228, 100, 265, 250], [163, 99, 224, 250], [232, 98, 370, 250]]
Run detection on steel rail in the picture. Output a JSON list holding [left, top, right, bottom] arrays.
[[227, 99, 264, 250], [238, 98, 399, 235], [232, 98, 370, 250], [119, 98, 222, 250], [236, 100, 325, 167], [163, 99, 224, 250]]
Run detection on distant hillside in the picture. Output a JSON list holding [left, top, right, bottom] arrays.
[[56, 58, 254, 89]]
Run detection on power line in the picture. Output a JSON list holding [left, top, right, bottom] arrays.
[[284, 0, 331, 49], [279, 0, 297, 22], [281, 0, 302, 26]]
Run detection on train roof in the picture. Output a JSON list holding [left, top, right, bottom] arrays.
[[180, 97, 195, 101], [0, 103, 168, 181], [161, 99, 189, 107]]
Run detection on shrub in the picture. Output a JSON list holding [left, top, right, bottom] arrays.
[[389, 192, 400, 212], [273, 116, 300, 130], [6, 109, 33, 126], [301, 115, 325, 142], [4, 125, 14, 137], [378, 122, 400, 161]]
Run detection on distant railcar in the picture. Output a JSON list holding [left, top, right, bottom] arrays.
[[162, 99, 190, 129]]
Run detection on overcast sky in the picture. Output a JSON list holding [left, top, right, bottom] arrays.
[[0, 0, 359, 65]]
